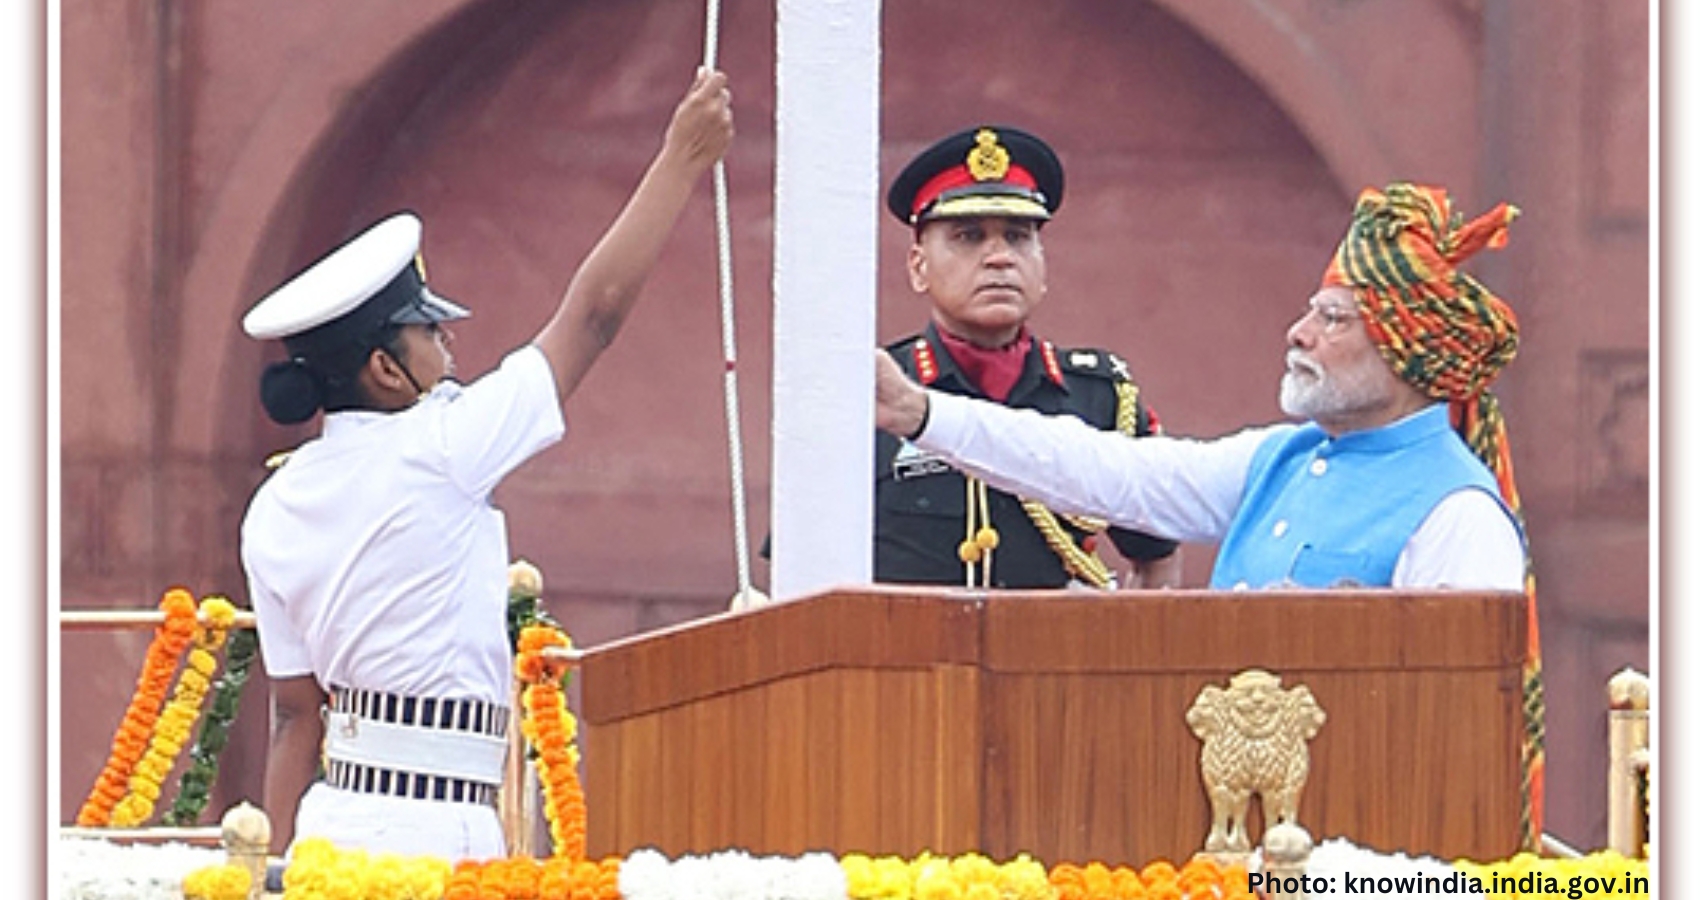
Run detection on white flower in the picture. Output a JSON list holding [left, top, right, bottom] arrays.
[[789, 852, 850, 900], [1300, 837, 1485, 900], [54, 837, 224, 900], [619, 847, 676, 900]]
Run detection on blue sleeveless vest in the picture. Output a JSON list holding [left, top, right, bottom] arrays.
[[1210, 405, 1505, 590]]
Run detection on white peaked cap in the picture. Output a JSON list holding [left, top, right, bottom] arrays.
[[242, 212, 469, 342]]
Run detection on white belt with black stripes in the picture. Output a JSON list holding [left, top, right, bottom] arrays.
[[321, 686, 509, 806]]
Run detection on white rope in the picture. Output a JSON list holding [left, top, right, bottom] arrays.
[[703, 0, 754, 601]]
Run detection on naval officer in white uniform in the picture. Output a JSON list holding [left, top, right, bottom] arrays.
[[239, 68, 733, 861]]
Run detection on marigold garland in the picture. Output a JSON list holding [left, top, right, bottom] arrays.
[[166, 624, 259, 825], [75, 587, 199, 826], [516, 623, 588, 861], [281, 836, 454, 900], [1047, 856, 1250, 900], [238, 844, 1648, 900], [1454, 850, 1649, 899], [356, 850, 622, 900], [845, 852, 1059, 900], [111, 594, 238, 826]]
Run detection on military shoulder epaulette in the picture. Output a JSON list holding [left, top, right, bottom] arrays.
[[883, 333, 925, 355], [883, 334, 941, 385], [1055, 347, 1134, 383]]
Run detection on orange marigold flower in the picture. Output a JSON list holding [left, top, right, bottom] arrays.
[[1112, 867, 1147, 900], [521, 623, 588, 860], [77, 587, 199, 826], [1145, 881, 1182, 900], [1081, 862, 1114, 898], [516, 655, 547, 683]]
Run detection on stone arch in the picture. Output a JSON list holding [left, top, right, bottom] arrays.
[[176, 0, 538, 457], [1147, 0, 1481, 198], [179, 0, 1483, 458]]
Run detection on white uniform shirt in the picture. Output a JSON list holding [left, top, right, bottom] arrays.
[[241, 344, 565, 704], [918, 392, 1525, 591]]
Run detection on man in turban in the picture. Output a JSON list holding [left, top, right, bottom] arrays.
[[871, 181, 1544, 841]]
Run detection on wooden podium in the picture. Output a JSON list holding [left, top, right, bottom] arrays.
[[578, 586, 1528, 865]]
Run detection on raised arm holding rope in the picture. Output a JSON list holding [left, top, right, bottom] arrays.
[[238, 68, 733, 862]]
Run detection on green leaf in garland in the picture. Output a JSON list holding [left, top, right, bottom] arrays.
[[163, 627, 258, 826]]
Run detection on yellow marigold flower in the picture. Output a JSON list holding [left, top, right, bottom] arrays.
[[182, 863, 252, 900], [916, 876, 963, 900], [290, 837, 339, 868], [998, 855, 1056, 900], [134, 753, 169, 782], [200, 595, 238, 627], [155, 719, 188, 746], [181, 666, 213, 692], [951, 853, 995, 886], [844, 855, 878, 897]]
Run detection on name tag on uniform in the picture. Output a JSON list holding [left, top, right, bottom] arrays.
[[892, 440, 952, 482]]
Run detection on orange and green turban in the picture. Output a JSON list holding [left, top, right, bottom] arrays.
[[1320, 182, 1524, 511], [1322, 182, 1544, 847]]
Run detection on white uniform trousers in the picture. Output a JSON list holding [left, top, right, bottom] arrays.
[[292, 781, 505, 861]]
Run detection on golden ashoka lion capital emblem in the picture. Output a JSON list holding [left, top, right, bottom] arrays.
[[1186, 669, 1326, 856]]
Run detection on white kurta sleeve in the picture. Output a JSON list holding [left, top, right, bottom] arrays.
[[1393, 487, 1527, 590], [915, 390, 1280, 544]]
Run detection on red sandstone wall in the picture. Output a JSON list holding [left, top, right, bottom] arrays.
[[57, 0, 1648, 850]]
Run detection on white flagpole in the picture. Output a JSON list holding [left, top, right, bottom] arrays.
[[769, 0, 881, 601]]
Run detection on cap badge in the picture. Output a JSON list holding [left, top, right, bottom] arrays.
[[966, 129, 1011, 182], [414, 252, 428, 283]]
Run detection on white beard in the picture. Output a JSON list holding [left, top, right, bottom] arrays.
[[1279, 349, 1392, 422]]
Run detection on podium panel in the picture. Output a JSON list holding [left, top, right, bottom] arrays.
[[979, 592, 1525, 862], [580, 587, 1526, 864]]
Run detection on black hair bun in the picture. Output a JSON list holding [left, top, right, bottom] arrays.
[[259, 360, 324, 425]]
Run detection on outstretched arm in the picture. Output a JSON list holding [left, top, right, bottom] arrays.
[[532, 68, 735, 402], [877, 348, 1268, 544]]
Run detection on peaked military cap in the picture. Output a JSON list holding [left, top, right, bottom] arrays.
[[242, 212, 469, 353], [886, 125, 1064, 226]]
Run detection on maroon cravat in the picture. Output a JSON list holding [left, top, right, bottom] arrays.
[[936, 327, 1032, 402]]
